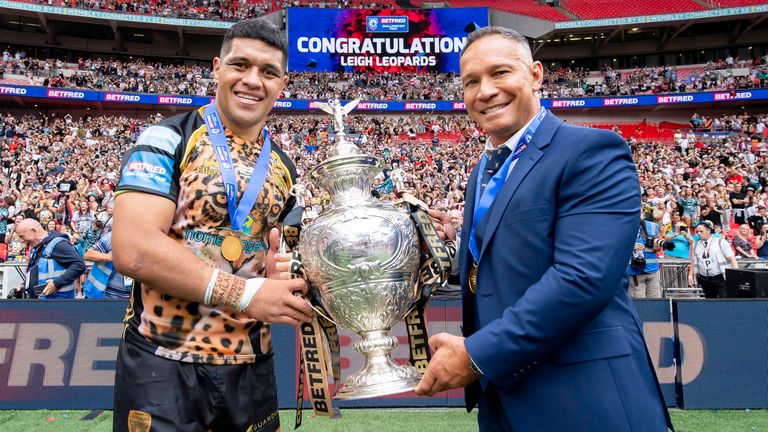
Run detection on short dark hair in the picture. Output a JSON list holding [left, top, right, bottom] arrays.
[[221, 19, 288, 72], [460, 26, 531, 62]]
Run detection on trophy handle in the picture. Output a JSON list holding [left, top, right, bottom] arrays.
[[281, 232, 339, 326]]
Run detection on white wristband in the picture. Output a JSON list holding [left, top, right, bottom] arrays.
[[237, 277, 266, 312], [204, 268, 219, 305]]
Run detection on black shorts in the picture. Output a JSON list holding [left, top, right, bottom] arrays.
[[113, 337, 280, 432]]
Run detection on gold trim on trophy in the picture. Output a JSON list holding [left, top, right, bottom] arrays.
[[221, 235, 243, 261]]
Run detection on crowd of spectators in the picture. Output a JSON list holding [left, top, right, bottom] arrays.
[[632, 112, 768, 267], [24, 0, 392, 21], [689, 112, 767, 135], [542, 56, 768, 98], [0, 112, 148, 263], [0, 110, 483, 263], [0, 107, 766, 300], [2, 51, 215, 96], [3, 49, 767, 100]]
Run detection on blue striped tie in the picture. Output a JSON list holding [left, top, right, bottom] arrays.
[[480, 147, 512, 194]]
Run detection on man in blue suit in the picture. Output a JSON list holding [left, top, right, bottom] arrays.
[[415, 26, 672, 432]]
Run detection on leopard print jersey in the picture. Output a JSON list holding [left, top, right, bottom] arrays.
[[117, 108, 294, 364]]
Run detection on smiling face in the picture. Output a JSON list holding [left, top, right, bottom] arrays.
[[212, 37, 288, 141], [460, 34, 543, 147]]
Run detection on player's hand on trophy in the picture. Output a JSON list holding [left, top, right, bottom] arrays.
[[245, 227, 313, 326], [265, 227, 293, 280], [427, 208, 456, 242], [244, 278, 313, 326]]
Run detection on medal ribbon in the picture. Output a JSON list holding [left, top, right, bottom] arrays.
[[468, 107, 547, 264], [403, 200, 454, 371], [203, 102, 272, 231]]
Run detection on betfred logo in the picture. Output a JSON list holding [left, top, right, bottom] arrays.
[[104, 93, 141, 102], [158, 96, 193, 105], [273, 100, 293, 108], [452, 102, 466, 110], [603, 97, 639, 106], [0, 86, 27, 95], [46, 89, 85, 99], [552, 99, 586, 108], [308, 101, 322, 109], [657, 95, 694, 104], [404, 102, 436, 110], [126, 162, 167, 175], [357, 102, 389, 110], [380, 17, 407, 24], [713, 92, 752, 101]]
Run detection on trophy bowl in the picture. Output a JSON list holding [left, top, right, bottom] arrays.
[[299, 149, 422, 400]]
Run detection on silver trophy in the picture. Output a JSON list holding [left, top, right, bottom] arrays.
[[299, 99, 422, 400]]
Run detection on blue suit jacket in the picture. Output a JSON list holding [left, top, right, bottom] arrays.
[[460, 112, 672, 432]]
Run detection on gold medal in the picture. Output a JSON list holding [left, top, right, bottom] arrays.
[[469, 265, 478, 294], [221, 235, 243, 262]]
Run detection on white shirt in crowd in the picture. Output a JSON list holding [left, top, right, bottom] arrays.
[[693, 236, 734, 277]]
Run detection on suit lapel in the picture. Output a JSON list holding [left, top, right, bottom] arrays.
[[477, 112, 562, 262], [461, 162, 480, 338], [460, 163, 479, 284]]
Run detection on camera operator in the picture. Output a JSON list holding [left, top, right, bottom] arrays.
[[628, 211, 668, 298], [14, 218, 85, 299], [688, 220, 738, 298]]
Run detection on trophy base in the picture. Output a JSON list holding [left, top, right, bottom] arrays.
[[335, 364, 422, 400], [333, 329, 423, 400]]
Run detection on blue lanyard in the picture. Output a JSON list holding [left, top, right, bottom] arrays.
[[469, 107, 547, 263], [203, 102, 272, 231]]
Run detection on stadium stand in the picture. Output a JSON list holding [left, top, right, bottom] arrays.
[[2, 49, 765, 98], [447, 0, 571, 22], [560, 0, 708, 20], [8, 0, 768, 27], [0, 110, 765, 257]]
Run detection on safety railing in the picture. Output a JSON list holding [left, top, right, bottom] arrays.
[[658, 257, 768, 298]]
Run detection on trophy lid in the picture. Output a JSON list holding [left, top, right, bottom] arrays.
[[310, 99, 383, 203]]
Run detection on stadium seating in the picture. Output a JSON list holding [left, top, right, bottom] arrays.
[[561, 0, 708, 19], [588, 122, 677, 143], [428, 0, 571, 22]]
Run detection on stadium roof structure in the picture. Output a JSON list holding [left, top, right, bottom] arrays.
[[444, 0, 768, 25], [0, 1, 765, 101], [1, 0, 762, 63]]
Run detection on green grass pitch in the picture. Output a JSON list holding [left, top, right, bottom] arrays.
[[0, 408, 766, 431]]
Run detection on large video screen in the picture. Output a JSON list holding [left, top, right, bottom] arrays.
[[287, 8, 489, 73]]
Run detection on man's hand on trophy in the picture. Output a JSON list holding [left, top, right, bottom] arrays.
[[244, 278, 313, 326], [428, 208, 457, 242], [415, 333, 479, 396]]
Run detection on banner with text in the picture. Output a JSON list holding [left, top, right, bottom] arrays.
[[1, 84, 767, 111], [1, 299, 767, 409], [286, 7, 489, 73]]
